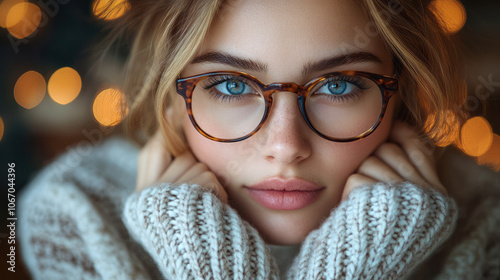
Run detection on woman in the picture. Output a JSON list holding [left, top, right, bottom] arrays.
[[19, 0, 500, 279]]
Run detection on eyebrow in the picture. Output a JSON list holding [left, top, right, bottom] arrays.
[[301, 52, 382, 76], [190, 51, 382, 75], [191, 51, 268, 72]]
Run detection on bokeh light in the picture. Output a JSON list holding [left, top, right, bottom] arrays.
[[460, 116, 493, 157], [0, 117, 4, 142], [4, 0, 27, 28], [14, 71, 46, 109], [477, 134, 500, 172], [48, 67, 82, 105], [0, 0, 26, 28], [92, 88, 129, 126], [6, 2, 41, 39], [92, 0, 130, 21], [429, 0, 466, 34]]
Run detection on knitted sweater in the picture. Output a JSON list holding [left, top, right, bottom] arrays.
[[18, 137, 500, 279]]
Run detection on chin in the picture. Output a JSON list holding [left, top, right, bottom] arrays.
[[264, 229, 311, 246], [241, 207, 329, 246], [259, 217, 320, 245], [228, 188, 338, 246]]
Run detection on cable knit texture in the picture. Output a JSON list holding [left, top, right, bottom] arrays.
[[123, 183, 279, 279], [286, 183, 457, 280], [18, 137, 500, 279], [435, 197, 500, 280]]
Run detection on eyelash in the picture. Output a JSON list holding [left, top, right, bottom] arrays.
[[313, 76, 369, 103], [202, 75, 250, 90], [202, 75, 255, 102], [325, 76, 369, 90], [200, 74, 370, 103]]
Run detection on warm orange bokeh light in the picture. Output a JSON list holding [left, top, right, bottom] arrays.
[[14, 71, 46, 109], [429, 0, 466, 34], [5, 1, 27, 28], [6, 2, 41, 39], [477, 134, 500, 172], [0, 0, 26, 28], [460, 116, 493, 157], [0, 117, 4, 142], [424, 110, 461, 147], [93, 88, 129, 126], [48, 67, 82, 105], [92, 0, 130, 21]]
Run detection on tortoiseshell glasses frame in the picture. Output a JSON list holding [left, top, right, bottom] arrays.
[[176, 70, 398, 143]]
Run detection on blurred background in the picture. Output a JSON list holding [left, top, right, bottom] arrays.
[[0, 0, 499, 279]]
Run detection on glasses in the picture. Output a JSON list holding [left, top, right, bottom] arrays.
[[176, 70, 398, 143]]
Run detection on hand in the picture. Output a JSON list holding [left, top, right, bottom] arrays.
[[135, 131, 228, 203], [342, 121, 446, 200]]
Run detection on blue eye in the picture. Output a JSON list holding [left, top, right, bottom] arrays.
[[329, 81, 346, 94], [319, 80, 355, 95], [215, 79, 251, 95]]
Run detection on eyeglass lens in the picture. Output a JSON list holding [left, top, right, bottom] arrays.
[[190, 73, 383, 140]]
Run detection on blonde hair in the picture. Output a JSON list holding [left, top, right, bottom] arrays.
[[362, 0, 467, 146], [99, 0, 466, 153], [99, 0, 223, 155]]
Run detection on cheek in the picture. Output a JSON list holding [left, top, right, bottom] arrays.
[[182, 112, 236, 178], [176, 93, 249, 189], [320, 98, 396, 181]]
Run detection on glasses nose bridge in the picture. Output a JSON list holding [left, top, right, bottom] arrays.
[[264, 82, 303, 97], [260, 82, 308, 130]]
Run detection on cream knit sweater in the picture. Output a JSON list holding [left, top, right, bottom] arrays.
[[18, 137, 500, 279]]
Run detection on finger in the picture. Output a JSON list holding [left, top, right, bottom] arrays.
[[189, 171, 228, 203], [136, 131, 173, 192], [342, 173, 377, 201], [357, 156, 405, 184], [390, 122, 446, 192], [156, 151, 197, 184], [137, 131, 171, 191], [375, 143, 433, 190], [174, 162, 209, 184]]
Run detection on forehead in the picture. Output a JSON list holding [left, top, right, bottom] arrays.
[[214, 0, 363, 41], [202, 0, 389, 63]]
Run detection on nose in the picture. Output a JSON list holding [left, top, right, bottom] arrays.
[[256, 91, 312, 165]]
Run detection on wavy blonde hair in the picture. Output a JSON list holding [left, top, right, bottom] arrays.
[[362, 0, 467, 146], [99, 0, 466, 154]]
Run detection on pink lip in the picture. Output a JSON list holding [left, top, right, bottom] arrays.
[[245, 177, 324, 210]]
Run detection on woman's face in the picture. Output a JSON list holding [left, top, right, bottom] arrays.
[[177, 0, 397, 245]]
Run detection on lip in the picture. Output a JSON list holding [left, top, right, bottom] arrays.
[[245, 177, 324, 210]]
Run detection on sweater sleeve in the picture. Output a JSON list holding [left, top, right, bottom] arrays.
[[122, 183, 280, 280], [286, 182, 458, 280], [19, 173, 152, 280]]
